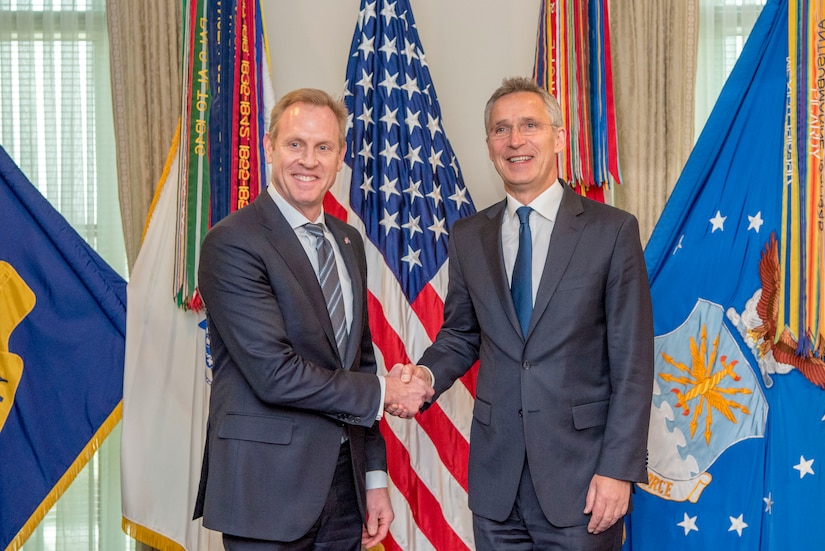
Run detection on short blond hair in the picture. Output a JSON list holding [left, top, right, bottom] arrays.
[[268, 88, 348, 147]]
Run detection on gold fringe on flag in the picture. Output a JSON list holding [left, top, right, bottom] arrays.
[[4, 405, 123, 551]]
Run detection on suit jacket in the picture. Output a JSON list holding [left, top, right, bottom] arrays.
[[193, 193, 386, 541], [419, 182, 654, 527]]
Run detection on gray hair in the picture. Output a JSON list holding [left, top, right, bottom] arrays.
[[483, 76, 563, 131]]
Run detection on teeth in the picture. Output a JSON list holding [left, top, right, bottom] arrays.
[[508, 156, 531, 163], [294, 175, 315, 181]]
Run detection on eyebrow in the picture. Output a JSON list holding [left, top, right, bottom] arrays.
[[491, 116, 543, 125]]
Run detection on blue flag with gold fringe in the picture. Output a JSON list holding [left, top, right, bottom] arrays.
[[0, 145, 126, 550], [624, 0, 825, 549]]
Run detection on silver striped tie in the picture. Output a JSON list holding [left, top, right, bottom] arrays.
[[304, 223, 348, 360]]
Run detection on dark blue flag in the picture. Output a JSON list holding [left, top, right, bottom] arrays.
[[625, 1, 825, 549], [0, 145, 126, 549]]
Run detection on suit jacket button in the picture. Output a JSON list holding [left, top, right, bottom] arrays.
[[522, 362, 531, 370], [518, 409, 524, 417], [354, 417, 361, 423]]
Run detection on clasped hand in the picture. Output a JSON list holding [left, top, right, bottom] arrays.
[[383, 363, 433, 418]]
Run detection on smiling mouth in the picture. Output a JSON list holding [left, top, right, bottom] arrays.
[[508, 156, 532, 163], [293, 174, 317, 182]]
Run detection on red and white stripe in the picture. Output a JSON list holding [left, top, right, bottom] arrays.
[[326, 168, 476, 550]]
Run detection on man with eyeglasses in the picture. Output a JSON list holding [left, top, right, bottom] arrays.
[[389, 76, 654, 550]]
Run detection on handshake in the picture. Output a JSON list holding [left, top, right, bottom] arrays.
[[383, 363, 434, 419]]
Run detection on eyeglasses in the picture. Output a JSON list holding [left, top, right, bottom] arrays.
[[487, 121, 552, 140]]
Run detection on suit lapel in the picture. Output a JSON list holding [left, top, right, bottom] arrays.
[[529, 183, 586, 337], [480, 201, 524, 338], [255, 197, 342, 364]]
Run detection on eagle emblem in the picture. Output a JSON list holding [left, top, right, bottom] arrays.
[[749, 233, 825, 388]]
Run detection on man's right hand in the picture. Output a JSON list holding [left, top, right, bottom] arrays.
[[397, 363, 432, 387], [383, 363, 434, 418]]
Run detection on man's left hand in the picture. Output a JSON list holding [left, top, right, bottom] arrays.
[[362, 487, 394, 548], [583, 474, 630, 534]]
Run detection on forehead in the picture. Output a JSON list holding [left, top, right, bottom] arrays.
[[490, 91, 548, 122], [276, 102, 339, 139]]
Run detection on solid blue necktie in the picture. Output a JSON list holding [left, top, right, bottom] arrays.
[[304, 223, 348, 360], [511, 206, 532, 337]]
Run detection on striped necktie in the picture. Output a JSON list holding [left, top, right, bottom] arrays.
[[304, 223, 348, 360]]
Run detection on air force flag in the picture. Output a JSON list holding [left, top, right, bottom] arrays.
[[625, 1, 825, 549]]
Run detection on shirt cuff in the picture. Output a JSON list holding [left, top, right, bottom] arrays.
[[366, 470, 388, 490], [376, 375, 386, 420], [420, 365, 435, 389]]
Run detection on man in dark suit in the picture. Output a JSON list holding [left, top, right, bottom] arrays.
[[391, 77, 654, 550], [193, 88, 433, 550]]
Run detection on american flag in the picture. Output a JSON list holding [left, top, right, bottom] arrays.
[[324, 0, 477, 548]]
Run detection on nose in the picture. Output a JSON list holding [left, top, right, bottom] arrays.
[[300, 148, 318, 167], [508, 126, 526, 146]]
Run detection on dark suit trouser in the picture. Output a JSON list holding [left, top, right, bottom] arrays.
[[473, 459, 623, 551], [222, 441, 362, 551]]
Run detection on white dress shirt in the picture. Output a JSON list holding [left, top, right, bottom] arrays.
[[501, 180, 564, 305]]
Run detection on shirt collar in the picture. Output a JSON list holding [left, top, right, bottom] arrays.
[[504, 179, 563, 223], [267, 182, 327, 229]]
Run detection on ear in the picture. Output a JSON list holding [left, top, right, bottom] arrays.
[[553, 126, 567, 154], [263, 133, 274, 163], [336, 143, 346, 172]]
